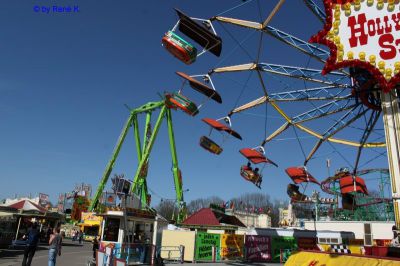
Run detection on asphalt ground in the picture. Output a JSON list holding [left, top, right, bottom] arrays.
[[0, 239, 92, 266]]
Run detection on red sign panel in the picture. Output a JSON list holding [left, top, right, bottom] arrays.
[[245, 235, 271, 262]]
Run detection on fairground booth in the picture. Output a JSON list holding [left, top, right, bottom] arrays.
[[97, 206, 168, 265], [0, 199, 64, 247], [95, 176, 168, 265], [78, 212, 103, 241]]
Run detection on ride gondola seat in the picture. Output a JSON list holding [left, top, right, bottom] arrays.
[[240, 166, 261, 183], [287, 184, 307, 202], [285, 167, 320, 185], [199, 136, 223, 155], [176, 72, 223, 104], [339, 175, 368, 195], [162, 31, 197, 64], [175, 9, 222, 57], [165, 92, 199, 116]]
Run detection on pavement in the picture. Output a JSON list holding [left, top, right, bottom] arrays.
[[0, 240, 284, 266], [0, 239, 92, 266]]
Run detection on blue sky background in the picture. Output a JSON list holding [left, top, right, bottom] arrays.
[[0, 0, 390, 205]]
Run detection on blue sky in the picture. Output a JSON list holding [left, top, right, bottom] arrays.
[[0, 0, 390, 205]]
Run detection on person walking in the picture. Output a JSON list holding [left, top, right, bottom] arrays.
[[22, 223, 40, 266], [48, 227, 62, 266], [78, 230, 83, 245], [92, 236, 99, 260]]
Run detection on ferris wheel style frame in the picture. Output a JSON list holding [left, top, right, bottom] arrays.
[[206, 0, 386, 172]]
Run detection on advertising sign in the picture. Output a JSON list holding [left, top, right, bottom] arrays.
[[297, 237, 318, 250], [311, 0, 400, 92], [39, 193, 49, 208], [101, 192, 117, 207], [220, 234, 244, 260], [195, 233, 220, 261], [271, 236, 297, 262], [81, 212, 102, 222], [245, 235, 271, 262]]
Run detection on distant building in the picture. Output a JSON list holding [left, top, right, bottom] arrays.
[[225, 209, 271, 228], [279, 203, 296, 227]]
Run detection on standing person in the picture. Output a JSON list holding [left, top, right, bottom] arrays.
[[22, 223, 40, 266], [78, 230, 83, 245], [48, 227, 62, 266], [92, 236, 99, 260]]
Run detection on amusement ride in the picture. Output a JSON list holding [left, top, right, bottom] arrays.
[[88, 0, 400, 230]]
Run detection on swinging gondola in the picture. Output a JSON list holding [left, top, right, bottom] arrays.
[[166, 72, 222, 116], [239, 147, 278, 188], [285, 167, 320, 203], [162, 9, 222, 64], [338, 168, 368, 210], [200, 117, 242, 155]]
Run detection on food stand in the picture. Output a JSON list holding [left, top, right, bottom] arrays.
[[97, 207, 162, 265], [79, 212, 103, 241]]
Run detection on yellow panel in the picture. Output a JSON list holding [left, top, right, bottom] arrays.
[[161, 230, 196, 261], [220, 234, 244, 259], [348, 245, 362, 254], [318, 244, 330, 252], [285, 251, 400, 266]]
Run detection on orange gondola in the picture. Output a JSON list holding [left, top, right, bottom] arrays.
[[239, 147, 277, 188], [200, 117, 241, 155]]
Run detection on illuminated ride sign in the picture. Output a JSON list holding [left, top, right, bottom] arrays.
[[311, 0, 400, 92]]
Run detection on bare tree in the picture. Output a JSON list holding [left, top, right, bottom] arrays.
[[186, 196, 224, 214], [155, 200, 178, 220]]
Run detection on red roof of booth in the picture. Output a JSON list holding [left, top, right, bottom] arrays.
[[7, 199, 47, 213], [182, 208, 245, 227]]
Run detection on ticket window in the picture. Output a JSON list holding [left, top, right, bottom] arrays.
[[127, 221, 135, 243], [144, 223, 153, 243], [102, 217, 120, 242], [134, 223, 145, 243]]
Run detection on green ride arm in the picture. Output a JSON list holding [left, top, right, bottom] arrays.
[[89, 114, 134, 211]]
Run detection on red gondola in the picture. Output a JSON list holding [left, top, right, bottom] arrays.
[[239, 147, 277, 188], [165, 92, 199, 116], [285, 166, 322, 203], [339, 175, 368, 195], [285, 167, 320, 185], [200, 117, 241, 155], [166, 72, 221, 117]]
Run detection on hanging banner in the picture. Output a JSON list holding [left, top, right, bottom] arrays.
[[311, 0, 400, 92], [245, 235, 271, 262], [38, 193, 49, 208], [195, 233, 221, 261], [220, 234, 244, 260], [271, 236, 297, 262]]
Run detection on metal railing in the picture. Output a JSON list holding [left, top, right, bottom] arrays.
[[158, 245, 184, 263]]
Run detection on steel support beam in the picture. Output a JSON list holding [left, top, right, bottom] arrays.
[[382, 92, 400, 228]]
